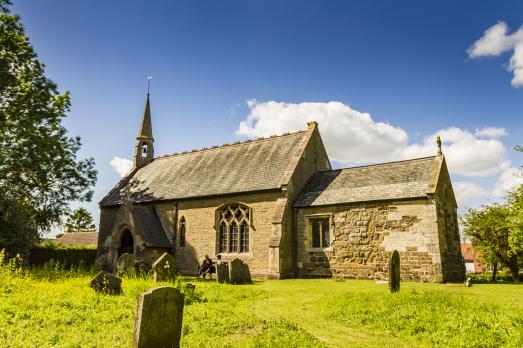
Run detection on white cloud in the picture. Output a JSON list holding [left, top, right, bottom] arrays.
[[468, 21, 523, 87], [237, 100, 408, 163], [493, 167, 523, 197], [474, 127, 508, 138], [402, 128, 510, 177], [236, 100, 510, 177], [453, 181, 488, 207], [110, 157, 132, 177]]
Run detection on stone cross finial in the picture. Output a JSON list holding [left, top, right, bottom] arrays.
[[436, 135, 442, 155]]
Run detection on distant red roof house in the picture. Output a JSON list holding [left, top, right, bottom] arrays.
[[56, 232, 98, 246], [461, 243, 484, 273]]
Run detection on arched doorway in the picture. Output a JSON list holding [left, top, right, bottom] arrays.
[[118, 229, 134, 257]]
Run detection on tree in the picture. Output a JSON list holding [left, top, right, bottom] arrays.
[[64, 208, 96, 233], [462, 191, 523, 282], [0, 1, 97, 255]]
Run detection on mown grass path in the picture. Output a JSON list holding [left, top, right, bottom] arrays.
[[1, 270, 522, 347]]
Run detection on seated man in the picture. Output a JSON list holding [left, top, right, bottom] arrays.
[[199, 254, 215, 279]]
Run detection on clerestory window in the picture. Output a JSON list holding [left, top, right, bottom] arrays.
[[218, 204, 250, 253]]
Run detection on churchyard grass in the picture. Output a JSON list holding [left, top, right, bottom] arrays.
[[1, 262, 522, 347]]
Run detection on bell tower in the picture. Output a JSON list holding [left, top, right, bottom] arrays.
[[133, 92, 154, 169]]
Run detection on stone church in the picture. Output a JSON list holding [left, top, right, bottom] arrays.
[[96, 95, 465, 282]]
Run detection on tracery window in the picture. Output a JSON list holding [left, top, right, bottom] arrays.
[[218, 204, 250, 253], [179, 216, 186, 247]]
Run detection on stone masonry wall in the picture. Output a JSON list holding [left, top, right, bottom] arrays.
[[158, 191, 283, 277], [296, 199, 445, 282], [434, 160, 466, 282]]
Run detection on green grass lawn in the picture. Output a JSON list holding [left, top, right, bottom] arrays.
[[1, 267, 522, 347]]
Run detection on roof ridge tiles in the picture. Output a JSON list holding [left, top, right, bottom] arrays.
[[313, 156, 437, 174], [154, 129, 308, 160]]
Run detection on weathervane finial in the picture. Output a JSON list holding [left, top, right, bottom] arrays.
[[147, 75, 152, 95], [436, 135, 442, 155]]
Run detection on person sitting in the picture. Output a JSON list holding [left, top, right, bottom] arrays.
[[199, 254, 215, 279]]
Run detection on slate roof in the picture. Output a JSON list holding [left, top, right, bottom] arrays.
[[130, 205, 172, 248], [294, 156, 438, 207], [100, 130, 310, 206], [55, 232, 98, 246]]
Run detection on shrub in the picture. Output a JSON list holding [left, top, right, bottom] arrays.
[[466, 272, 522, 283], [29, 242, 97, 269]]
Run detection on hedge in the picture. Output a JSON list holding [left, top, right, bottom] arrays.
[[29, 242, 97, 268]]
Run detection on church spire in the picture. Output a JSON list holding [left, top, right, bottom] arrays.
[[133, 79, 155, 169]]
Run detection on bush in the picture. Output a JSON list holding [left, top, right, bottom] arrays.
[[29, 242, 97, 269], [466, 272, 522, 283]]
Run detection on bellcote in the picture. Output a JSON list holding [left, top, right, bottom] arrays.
[[133, 94, 155, 169]]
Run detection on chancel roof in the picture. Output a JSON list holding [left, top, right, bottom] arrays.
[[293, 156, 439, 207], [100, 130, 310, 206]]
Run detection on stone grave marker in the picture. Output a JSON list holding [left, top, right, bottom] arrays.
[[216, 262, 230, 283], [133, 286, 184, 348], [465, 277, 472, 287], [116, 253, 135, 277], [388, 250, 400, 293], [240, 262, 252, 284], [230, 258, 252, 284], [89, 271, 122, 294], [152, 252, 176, 282]]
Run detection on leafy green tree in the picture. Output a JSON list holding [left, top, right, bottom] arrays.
[[0, 0, 97, 255], [64, 208, 96, 233], [462, 194, 522, 282]]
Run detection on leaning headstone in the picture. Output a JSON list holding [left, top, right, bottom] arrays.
[[388, 250, 400, 293], [152, 252, 176, 282], [216, 262, 230, 283], [465, 277, 472, 287], [89, 271, 122, 294], [229, 258, 252, 284], [133, 286, 184, 348], [117, 253, 135, 277]]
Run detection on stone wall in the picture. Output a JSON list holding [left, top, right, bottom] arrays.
[[169, 191, 283, 277], [295, 199, 447, 282], [433, 160, 466, 282]]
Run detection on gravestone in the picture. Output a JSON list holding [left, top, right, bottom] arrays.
[[89, 271, 122, 294], [240, 262, 252, 284], [465, 277, 472, 287], [116, 253, 135, 277], [230, 258, 252, 284], [133, 286, 184, 348], [388, 250, 400, 293], [152, 252, 176, 282], [216, 262, 230, 283]]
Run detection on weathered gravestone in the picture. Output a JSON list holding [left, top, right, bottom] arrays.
[[152, 252, 177, 282], [230, 258, 252, 285], [117, 253, 135, 277], [216, 262, 230, 283], [388, 250, 400, 293], [133, 286, 184, 348], [89, 271, 122, 294]]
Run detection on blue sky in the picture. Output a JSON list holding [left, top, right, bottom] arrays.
[[12, 0, 523, 233]]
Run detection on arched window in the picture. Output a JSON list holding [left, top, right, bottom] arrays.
[[218, 204, 250, 253], [179, 217, 186, 248], [141, 142, 148, 157]]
